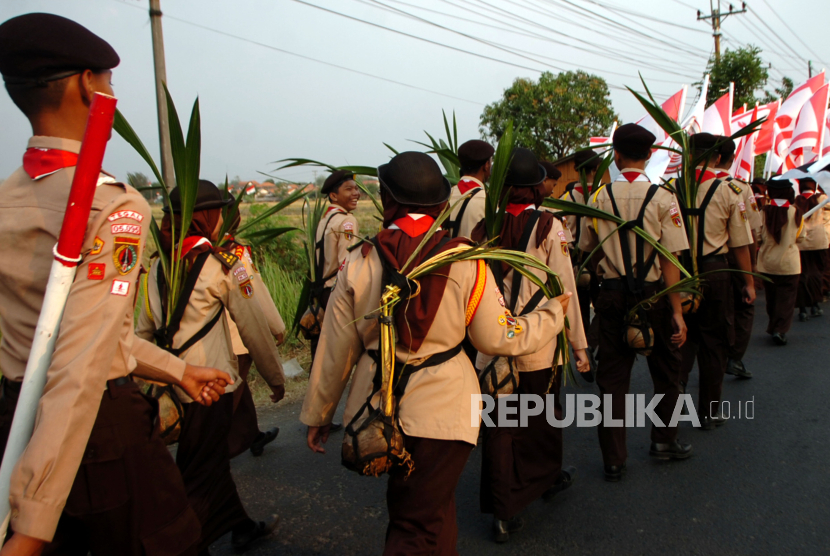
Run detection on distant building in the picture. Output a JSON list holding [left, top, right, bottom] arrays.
[[547, 154, 612, 199]]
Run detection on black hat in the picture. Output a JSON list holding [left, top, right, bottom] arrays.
[[458, 140, 495, 169], [0, 13, 119, 86], [539, 161, 561, 181], [766, 176, 794, 191], [612, 124, 655, 160], [506, 148, 546, 187], [751, 177, 767, 186], [716, 136, 736, 159], [378, 152, 451, 206], [165, 180, 234, 214], [688, 132, 719, 154], [573, 149, 602, 170], [321, 170, 355, 195]]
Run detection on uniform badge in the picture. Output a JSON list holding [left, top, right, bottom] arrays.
[[87, 263, 105, 280], [498, 316, 507, 326], [107, 210, 144, 222], [670, 203, 682, 228], [507, 329, 515, 339], [560, 241, 569, 256], [495, 287, 505, 307], [215, 251, 238, 269], [90, 236, 104, 255], [505, 316, 517, 327], [113, 237, 140, 275], [749, 196, 759, 211], [111, 223, 141, 235], [239, 278, 254, 298], [343, 221, 355, 241], [234, 266, 249, 283], [514, 324, 524, 334], [557, 230, 567, 242], [738, 201, 747, 221], [111, 280, 130, 296]]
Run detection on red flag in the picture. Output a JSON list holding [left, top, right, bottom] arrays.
[[789, 84, 829, 161], [755, 100, 780, 155]]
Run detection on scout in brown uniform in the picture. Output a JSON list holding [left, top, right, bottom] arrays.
[[678, 133, 754, 429], [757, 178, 805, 345], [302, 152, 572, 555], [137, 181, 286, 553], [472, 149, 589, 543], [540, 161, 562, 198], [0, 13, 232, 554], [794, 177, 828, 320], [579, 124, 691, 481], [448, 139, 493, 239], [710, 139, 762, 380]]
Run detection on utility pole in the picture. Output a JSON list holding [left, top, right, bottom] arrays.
[[809, 60, 813, 77], [697, 1, 747, 62], [149, 0, 175, 188]]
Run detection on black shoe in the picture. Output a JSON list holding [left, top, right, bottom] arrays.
[[726, 359, 752, 379], [604, 463, 626, 482], [649, 440, 693, 460], [493, 516, 523, 543], [700, 414, 728, 430], [232, 516, 279, 552], [812, 305, 823, 317], [543, 466, 576, 501], [328, 422, 344, 433], [250, 427, 280, 457], [799, 311, 809, 322], [772, 332, 788, 346]]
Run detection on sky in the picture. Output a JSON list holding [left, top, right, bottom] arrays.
[[1, 0, 827, 184]]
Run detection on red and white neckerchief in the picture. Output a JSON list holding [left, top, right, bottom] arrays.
[[715, 170, 732, 179], [801, 190, 815, 199], [389, 214, 437, 237], [618, 170, 648, 183], [325, 205, 346, 216], [178, 236, 212, 259], [695, 167, 717, 183], [457, 177, 482, 195], [23, 147, 78, 180], [769, 198, 790, 208], [505, 203, 535, 216]]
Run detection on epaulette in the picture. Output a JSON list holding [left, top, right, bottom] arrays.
[[213, 250, 239, 270], [727, 180, 743, 195]]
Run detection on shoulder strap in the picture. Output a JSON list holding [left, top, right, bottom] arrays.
[[450, 188, 481, 238], [508, 210, 542, 314], [605, 183, 660, 293], [691, 178, 723, 260], [154, 251, 212, 351], [315, 211, 341, 283]]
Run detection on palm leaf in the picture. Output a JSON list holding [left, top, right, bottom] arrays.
[[242, 226, 301, 245], [235, 187, 309, 236]]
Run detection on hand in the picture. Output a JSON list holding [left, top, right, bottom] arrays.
[[554, 292, 573, 316], [269, 384, 285, 404], [179, 364, 232, 406], [274, 332, 285, 346], [0, 533, 45, 556], [307, 424, 332, 454], [670, 312, 687, 347], [574, 349, 591, 373], [742, 284, 756, 305]]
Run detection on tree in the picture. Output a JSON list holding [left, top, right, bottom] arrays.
[[126, 171, 155, 202], [479, 70, 617, 161], [763, 76, 794, 104], [700, 45, 769, 108]]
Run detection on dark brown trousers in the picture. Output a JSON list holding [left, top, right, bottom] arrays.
[[680, 259, 733, 418], [797, 249, 826, 308], [595, 288, 682, 467], [177, 393, 254, 553], [726, 252, 755, 361], [228, 354, 260, 459], [763, 273, 800, 334], [822, 249, 830, 294], [384, 436, 473, 556], [577, 270, 601, 349], [0, 378, 201, 556], [480, 368, 562, 520]]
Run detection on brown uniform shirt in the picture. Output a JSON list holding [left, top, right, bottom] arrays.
[[798, 194, 829, 251], [137, 253, 285, 401], [477, 216, 586, 372], [728, 176, 763, 237], [449, 177, 486, 239], [694, 172, 753, 256], [757, 206, 805, 275], [0, 136, 186, 540], [316, 206, 358, 288], [300, 247, 567, 445], [579, 171, 689, 282], [559, 186, 585, 244]]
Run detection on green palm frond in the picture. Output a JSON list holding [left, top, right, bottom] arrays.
[[484, 120, 515, 241], [235, 186, 310, 236]]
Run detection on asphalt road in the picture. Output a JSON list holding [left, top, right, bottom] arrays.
[[211, 291, 830, 555]]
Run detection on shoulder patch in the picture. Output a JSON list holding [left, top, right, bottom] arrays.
[[113, 237, 140, 275], [727, 181, 743, 195], [213, 250, 239, 269], [239, 278, 254, 299], [90, 236, 104, 255]]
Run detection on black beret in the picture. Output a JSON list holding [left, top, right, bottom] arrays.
[[765, 176, 793, 191], [506, 148, 546, 188], [539, 161, 561, 180], [612, 123, 655, 160], [573, 149, 602, 170], [458, 140, 494, 169], [378, 152, 450, 206], [751, 177, 767, 187], [688, 132, 719, 153], [165, 180, 234, 214], [715, 136, 736, 159], [0, 13, 119, 86], [321, 170, 355, 195]]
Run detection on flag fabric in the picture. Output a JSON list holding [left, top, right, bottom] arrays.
[[774, 72, 826, 159], [636, 86, 687, 142], [245, 183, 256, 195], [755, 100, 781, 155], [730, 105, 760, 181], [824, 113, 830, 157], [681, 74, 709, 133], [789, 83, 830, 162], [702, 83, 734, 136]]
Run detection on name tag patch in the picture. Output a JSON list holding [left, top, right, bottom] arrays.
[[234, 266, 249, 283], [111, 224, 141, 235], [107, 210, 144, 222]]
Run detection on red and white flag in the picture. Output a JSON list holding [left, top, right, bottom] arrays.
[[682, 74, 709, 133], [702, 83, 734, 136], [755, 100, 780, 155], [730, 105, 760, 181], [789, 83, 830, 162], [823, 113, 830, 157], [245, 182, 256, 195], [636, 86, 688, 142], [774, 72, 826, 159]]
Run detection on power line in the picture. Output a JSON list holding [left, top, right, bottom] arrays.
[[747, 7, 808, 66], [760, 0, 827, 69], [108, 0, 486, 105], [583, 0, 710, 34]]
